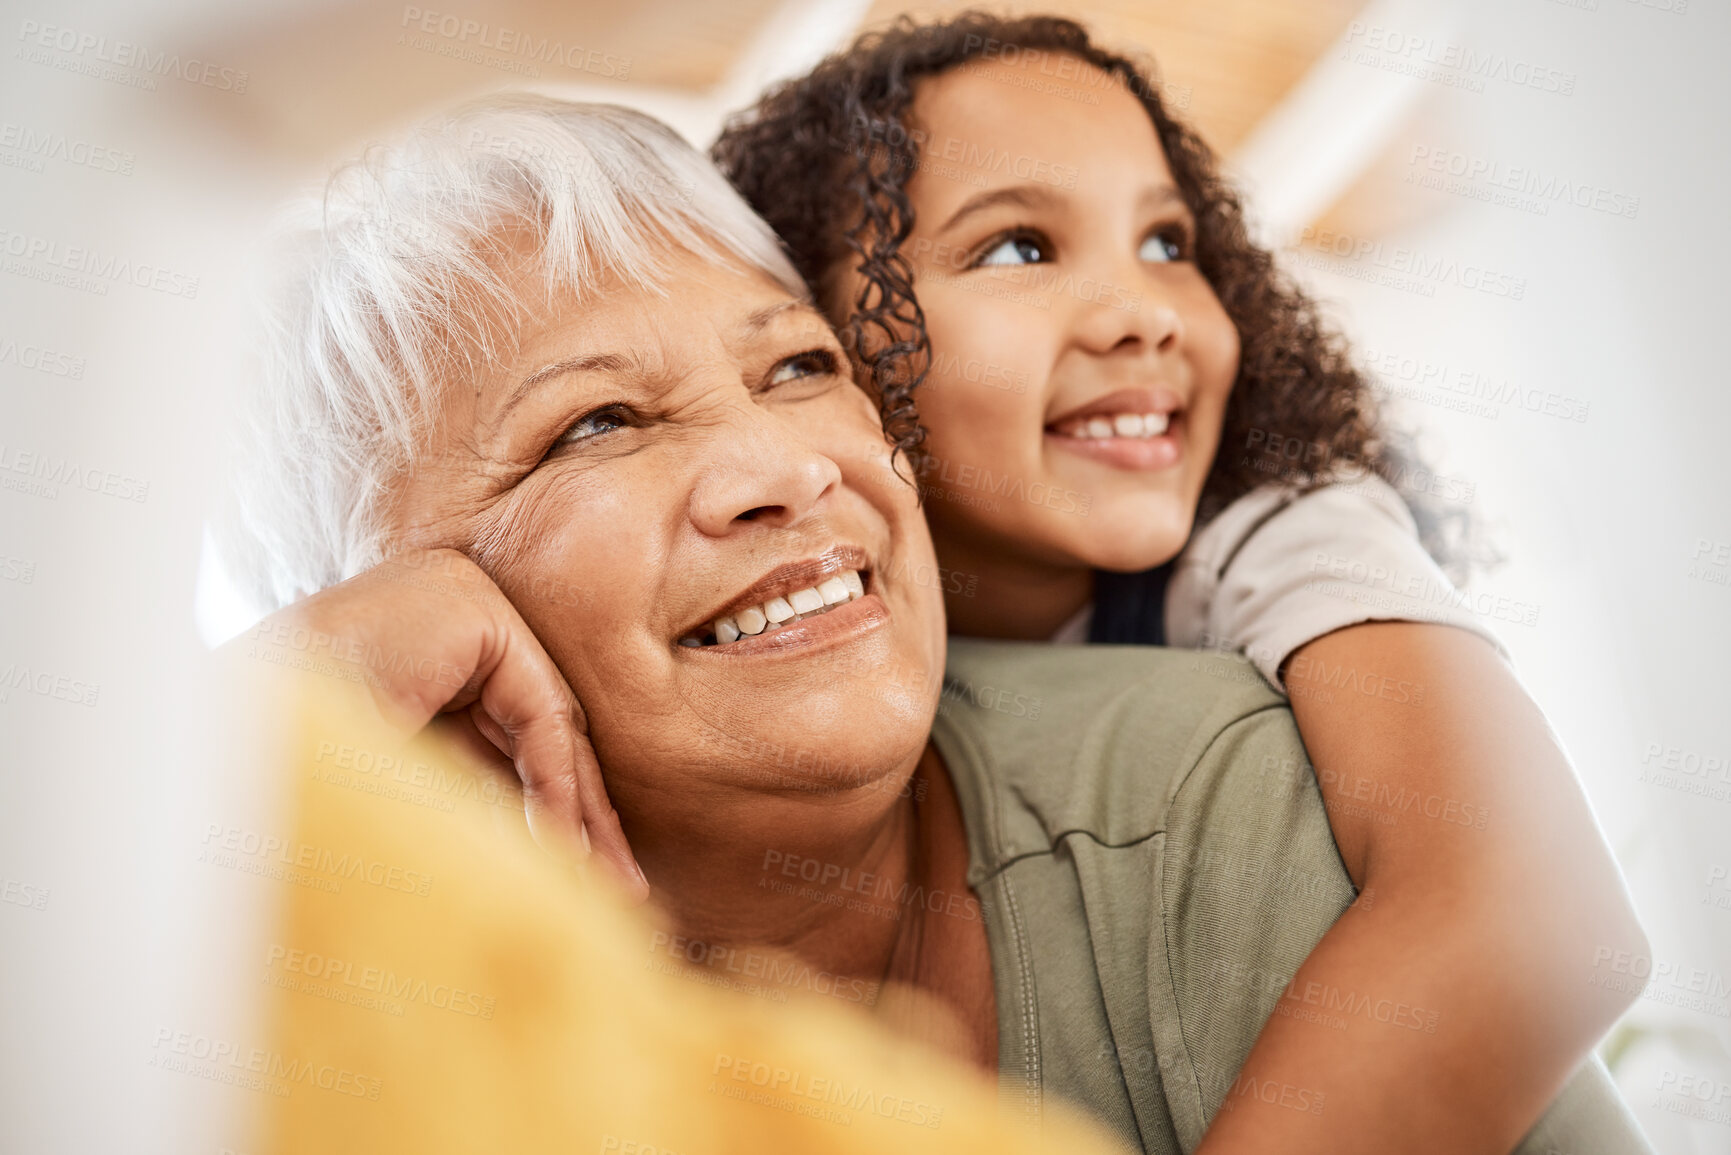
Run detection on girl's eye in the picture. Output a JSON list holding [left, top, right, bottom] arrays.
[[1139, 229, 1188, 263], [976, 233, 1048, 267], [557, 404, 632, 445], [767, 348, 840, 387]]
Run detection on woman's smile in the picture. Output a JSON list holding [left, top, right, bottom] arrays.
[[674, 544, 887, 655]]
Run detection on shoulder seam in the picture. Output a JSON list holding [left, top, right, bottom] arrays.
[[969, 700, 1293, 883], [1214, 489, 1306, 579]]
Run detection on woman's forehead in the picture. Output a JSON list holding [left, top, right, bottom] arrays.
[[515, 257, 814, 362], [464, 260, 831, 429]]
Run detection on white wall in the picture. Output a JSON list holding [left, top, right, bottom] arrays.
[[1, 1, 1725, 1152], [1254, 2, 1731, 1147]]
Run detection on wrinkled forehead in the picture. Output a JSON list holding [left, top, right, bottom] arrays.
[[452, 251, 833, 432], [517, 248, 818, 356]]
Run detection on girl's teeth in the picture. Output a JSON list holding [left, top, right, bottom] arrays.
[[1062, 412, 1172, 439], [690, 570, 868, 648]]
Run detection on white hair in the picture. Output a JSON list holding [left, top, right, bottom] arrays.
[[226, 94, 805, 611]]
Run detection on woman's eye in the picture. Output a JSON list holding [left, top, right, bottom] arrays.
[[977, 233, 1047, 267], [1139, 230, 1187, 263], [557, 404, 631, 445], [767, 348, 840, 387]]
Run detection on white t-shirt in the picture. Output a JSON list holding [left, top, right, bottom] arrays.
[[1050, 474, 1507, 691]]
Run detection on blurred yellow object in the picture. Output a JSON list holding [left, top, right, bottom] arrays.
[[254, 676, 1128, 1155]]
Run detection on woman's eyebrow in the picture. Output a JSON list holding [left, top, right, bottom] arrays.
[[494, 352, 637, 423], [491, 301, 825, 427], [519, 352, 634, 393], [738, 298, 810, 336]]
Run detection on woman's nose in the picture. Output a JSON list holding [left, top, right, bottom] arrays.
[[686, 399, 843, 536]]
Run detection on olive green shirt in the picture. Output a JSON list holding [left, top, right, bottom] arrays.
[[933, 640, 1651, 1154]]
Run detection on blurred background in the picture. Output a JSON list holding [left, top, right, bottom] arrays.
[[1, 0, 1726, 1151]]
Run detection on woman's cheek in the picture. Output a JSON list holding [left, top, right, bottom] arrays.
[[798, 385, 899, 491], [483, 468, 651, 640]]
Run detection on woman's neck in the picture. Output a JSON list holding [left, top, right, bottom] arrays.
[[618, 743, 998, 1070], [621, 746, 927, 986]]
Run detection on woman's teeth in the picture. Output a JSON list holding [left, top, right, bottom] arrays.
[[1059, 412, 1171, 439], [679, 569, 866, 648]]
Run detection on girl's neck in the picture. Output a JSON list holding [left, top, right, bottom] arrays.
[[933, 532, 1093, 640]]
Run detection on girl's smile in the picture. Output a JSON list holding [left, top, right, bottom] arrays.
[[1045, 386, 1188, 472]]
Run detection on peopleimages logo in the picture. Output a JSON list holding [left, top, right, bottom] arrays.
[[1356, 345, 1592, 425], [15, 20, 250, 92], [0, 227, 200, 299], [0, 335, 85, 379], [0, 442, 149, 503], [1294, 226, 1527, 301], [1589, 947, 1731, 1018], [398, 7, 631, 79], [1407, 145, 1640, 220], [149, 1027, 383, 1100], [199, 823, 435, 898], [1341, 22, 1577, 97], [710, 1052, 945, 1129], [0, 122, 135, 176], [0, 661, 100, 707], [264, 944, 497, 1020]]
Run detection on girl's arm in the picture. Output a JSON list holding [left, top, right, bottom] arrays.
[[1193, 620, 1646, 1155]]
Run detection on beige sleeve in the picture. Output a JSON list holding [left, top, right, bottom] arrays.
[[1164, 475, 1509, 691]]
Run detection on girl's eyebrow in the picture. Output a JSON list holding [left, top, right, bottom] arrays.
[[1141, 184, 1187, 211], [939, 181, 1187, 235], [938, 185, 1060, 234]]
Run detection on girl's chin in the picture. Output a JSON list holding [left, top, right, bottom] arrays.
[[926, 478, 1195, 571], [1085, 546, 1188, 573], [1071, 504, 1194, 572]]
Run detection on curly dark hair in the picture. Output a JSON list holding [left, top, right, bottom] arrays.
[[713, 10, 1469, 582]]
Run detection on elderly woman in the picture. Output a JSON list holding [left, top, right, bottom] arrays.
[[228, 96, 1648, 1153]]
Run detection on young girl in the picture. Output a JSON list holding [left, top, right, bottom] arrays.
[[714, 14, 1646, 1154]]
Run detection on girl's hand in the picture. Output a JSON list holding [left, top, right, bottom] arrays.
[[237, 548, 646, 900]]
